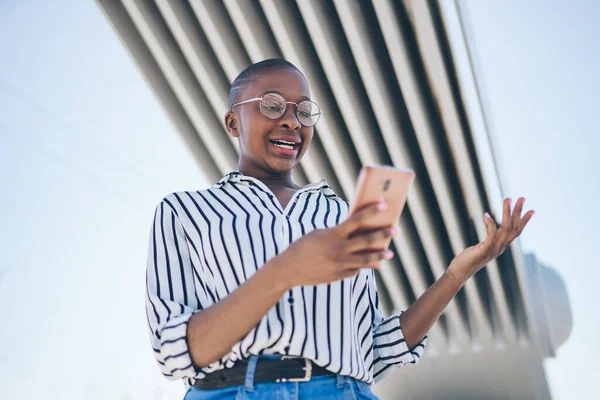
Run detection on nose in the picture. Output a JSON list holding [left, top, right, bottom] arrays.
[[279, 103, 301, 131]]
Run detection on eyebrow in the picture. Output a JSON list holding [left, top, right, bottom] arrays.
[[260, 90, 311, 102]]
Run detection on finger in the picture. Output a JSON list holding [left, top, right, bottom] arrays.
[[339, 201, 387, 237], [345, 226, 398, 253], [510, 197, 525, 237], [496, 209, 535, 255], [514, 210, 535, 237], [481, 212, 498, 252], [337, 269, 362, 280], [345, 249, 394, 269], [501, 197, 512, 231], [493, 198, 513, 251]]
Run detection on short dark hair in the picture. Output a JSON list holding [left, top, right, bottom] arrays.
[[228, 58, 305, 111]]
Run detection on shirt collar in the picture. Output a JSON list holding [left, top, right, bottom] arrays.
[[213, 170, 334, 195]]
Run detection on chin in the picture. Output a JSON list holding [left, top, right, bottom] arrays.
[[267, 158, 299, 173]]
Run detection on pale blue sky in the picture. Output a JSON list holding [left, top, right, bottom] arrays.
[[0, 1, 597, 399]]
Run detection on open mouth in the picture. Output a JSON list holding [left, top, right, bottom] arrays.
[[269, 139, 299, 150]]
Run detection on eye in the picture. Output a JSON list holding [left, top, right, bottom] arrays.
[[261, 93, 286, 113], [263, 104, 283, 112], [298, 101, 319, 118], [297, 103, 310, 114]]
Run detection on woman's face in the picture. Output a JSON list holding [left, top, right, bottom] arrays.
[[225, 69, 314, 175]]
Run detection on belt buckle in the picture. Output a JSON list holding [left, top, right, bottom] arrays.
[[277, 355, 312, 383]]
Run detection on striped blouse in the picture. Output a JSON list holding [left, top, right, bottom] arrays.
[[145, 170, 427, 389]]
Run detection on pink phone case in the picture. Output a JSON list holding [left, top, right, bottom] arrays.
[[348, 165, 415, 249]]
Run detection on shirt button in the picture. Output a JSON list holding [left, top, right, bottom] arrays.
[[285, 215, 290, 219], [287, 297, 294, 304]]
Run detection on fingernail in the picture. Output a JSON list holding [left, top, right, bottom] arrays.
[[484, 212, 491, 219], [384, 250, 394, 259], [378, 202, 388, 211], [390, 227, 399, 235]]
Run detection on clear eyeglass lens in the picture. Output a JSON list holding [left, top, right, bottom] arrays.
[[259, 93, 321, 127], [260, 93, 286, 119], [297, 101, 320, 127]]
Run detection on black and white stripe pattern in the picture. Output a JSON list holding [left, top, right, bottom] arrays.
[[146, 170, 427, 387]]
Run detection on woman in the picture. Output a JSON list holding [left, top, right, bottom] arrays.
[[146, 59, 534, 399]]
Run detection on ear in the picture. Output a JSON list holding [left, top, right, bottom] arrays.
[[224, 111, 239, 138]]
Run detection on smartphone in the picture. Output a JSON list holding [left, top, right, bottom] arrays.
[[348, 165, 415, 249]]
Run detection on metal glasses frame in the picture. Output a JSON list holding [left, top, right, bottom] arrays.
[[230, 92, 323, 127]]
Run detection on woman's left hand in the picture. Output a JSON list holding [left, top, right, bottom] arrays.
[[447, 197, 535, 283]]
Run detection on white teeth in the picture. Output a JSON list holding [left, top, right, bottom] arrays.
[[274, 143, 294, 150], [271, 139, 298, 150]]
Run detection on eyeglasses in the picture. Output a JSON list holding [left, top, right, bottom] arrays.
[[231, 92, 322, 127]]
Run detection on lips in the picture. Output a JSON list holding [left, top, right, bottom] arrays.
[[269, 139, 298, 149], [268, 136, 301, 157]]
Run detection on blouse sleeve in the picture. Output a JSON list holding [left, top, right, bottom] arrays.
[[368, 270, 428, 383], [145, 199, 206, 381]]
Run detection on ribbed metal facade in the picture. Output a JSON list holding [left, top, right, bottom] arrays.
[[97, 1, 571, 398]]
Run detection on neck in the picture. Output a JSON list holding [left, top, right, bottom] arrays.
[[237, 164, 300, 190]]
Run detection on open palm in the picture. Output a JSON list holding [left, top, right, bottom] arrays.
[[448, 197, 535, 281]]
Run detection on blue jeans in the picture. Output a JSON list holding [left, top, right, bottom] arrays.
[[184, 355, 379, 399]]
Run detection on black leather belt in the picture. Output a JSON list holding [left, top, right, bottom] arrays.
[[193, 355, 334, 390]]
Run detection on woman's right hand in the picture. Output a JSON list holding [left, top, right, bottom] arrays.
[[278, 201, 399, 288]]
